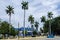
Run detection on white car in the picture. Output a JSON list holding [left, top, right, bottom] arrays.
[[0, 34, 3, 39]]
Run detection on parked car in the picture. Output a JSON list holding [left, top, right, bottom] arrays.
[[9, 36, 14, 39], [0, 34, 3, 39], [4, 34, 8, 39]]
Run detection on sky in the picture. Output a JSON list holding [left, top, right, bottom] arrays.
[[0, 0, 60, 30]]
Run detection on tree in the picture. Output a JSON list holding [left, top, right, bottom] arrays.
[[21, 1, 28, 37], [41, 16, 46, 23], [6, 5, 14, 36], [34, 21, 39, 32], [0, 21, 18, 37], [9, 27, 18, 36], [51, 16, 60, 35], [33, 30, 37, 36], [40, 16, 46, 33], [0, 21, 9, 35], [40, 12, 53, 34], [43, 16, 60, 35], [47, 12, 53, 35], [28, 15, 34, 31], [48, 12, 53, 18], [43, 20, 49, 33]]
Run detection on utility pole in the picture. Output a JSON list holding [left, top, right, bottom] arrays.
[[18, 22, 19, 40]]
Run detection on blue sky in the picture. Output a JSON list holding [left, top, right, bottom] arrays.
[[0, 0, 60, 30]]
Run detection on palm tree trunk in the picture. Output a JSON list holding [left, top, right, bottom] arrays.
[[49, 19, 51, 35], [9, 14, 11, 37], [36, 27, 38, 32], [31, 24, 33, 36], [23, 9, 25, 38]]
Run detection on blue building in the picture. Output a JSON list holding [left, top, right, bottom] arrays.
[[15, 27, 33, 36]]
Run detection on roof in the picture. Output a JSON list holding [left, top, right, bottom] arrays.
[[15, 27, 32, 31]]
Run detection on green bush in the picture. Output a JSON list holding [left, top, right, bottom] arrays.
[[33, 31, 37, 35]]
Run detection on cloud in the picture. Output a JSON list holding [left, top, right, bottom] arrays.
[[0, 0, 60, 30]]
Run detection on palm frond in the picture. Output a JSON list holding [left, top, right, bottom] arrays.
[[48, 12, 53, 18], [6, 5, 14, 15], [41, 16, 46, 22], [6, 10, 9, 14], [21, 1, 28, 10]]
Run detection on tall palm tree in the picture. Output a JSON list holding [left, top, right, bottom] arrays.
[[34, 21, 39, 32], [6, 5, 14, 36], [41, 16, 46, 33], [21, 1, 28, 37], [48, 12, 53, 35], [28, 15, 34, 31]]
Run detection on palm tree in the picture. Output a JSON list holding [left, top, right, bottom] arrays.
[[41, 16, 46, 23], [21, 1, 28, 37], [6, 5, 14, 36], [34, 21, 39, 32], [28, 15, 34, 32], [41, 16, 46, 33], [48, 12, 53, 35]]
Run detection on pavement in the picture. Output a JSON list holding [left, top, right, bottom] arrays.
[[0, 36, 60, 40]]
